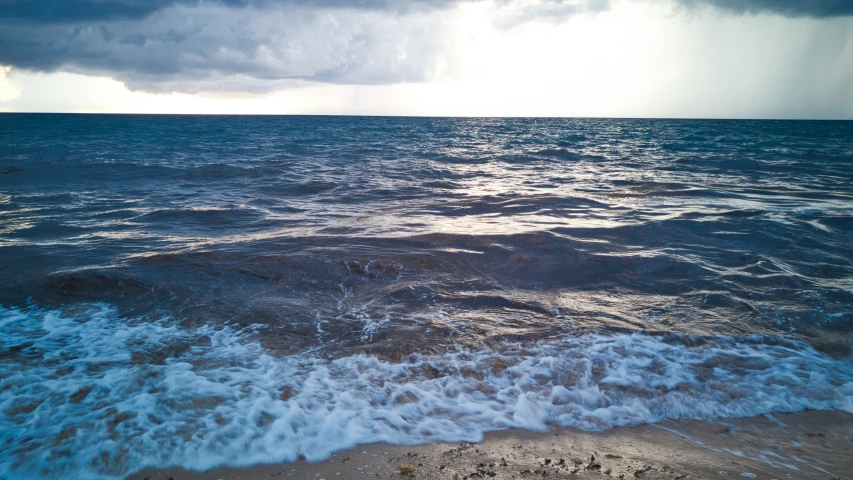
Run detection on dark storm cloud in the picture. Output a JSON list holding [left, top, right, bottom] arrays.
[[680, 0, 853, 18], [0, 0, 453, 23], [4, 0, 848, 23], [0, 1, 455, 90]]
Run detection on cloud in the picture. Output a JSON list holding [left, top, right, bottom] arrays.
[[0, 3, 455, 91], [0, 0, 461, 93], [3, 0, 850, 23], [678, 0, 853, 18], [0, 0, 851, 95], [0, 0, 605, 93], [489, 0, 612, 27], [0, 66, 21, 101], [0, 0, 455, 23]]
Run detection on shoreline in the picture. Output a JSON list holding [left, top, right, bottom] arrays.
[[127, 410, 851, 480]]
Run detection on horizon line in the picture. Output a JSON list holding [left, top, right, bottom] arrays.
[[1, 112, 852, 121]]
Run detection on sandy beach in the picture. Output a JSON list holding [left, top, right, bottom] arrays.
[[127, 410, 851, 480]]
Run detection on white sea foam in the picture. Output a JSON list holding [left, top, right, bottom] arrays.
[[0, 304, 851, 480], [359, 314, 390, 342]]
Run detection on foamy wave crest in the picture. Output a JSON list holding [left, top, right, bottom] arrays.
[[1, 304, 851, 479]]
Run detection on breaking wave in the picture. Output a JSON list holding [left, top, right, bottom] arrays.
[[1, 303, 851, 480]]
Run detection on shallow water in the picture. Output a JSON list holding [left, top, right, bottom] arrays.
[[1, 114, 852, 479]]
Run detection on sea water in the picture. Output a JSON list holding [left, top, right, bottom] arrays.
[[1, 115, 851, 479]]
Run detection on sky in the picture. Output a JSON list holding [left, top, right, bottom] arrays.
[[0, 0, 852, 118]]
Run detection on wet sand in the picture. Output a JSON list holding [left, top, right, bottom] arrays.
[[127, 410, 851, 480]]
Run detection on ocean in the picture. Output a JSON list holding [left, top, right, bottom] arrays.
[[1, 114, 851, 479]]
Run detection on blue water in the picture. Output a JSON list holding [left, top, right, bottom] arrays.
[[1, 114, 852, 479]]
